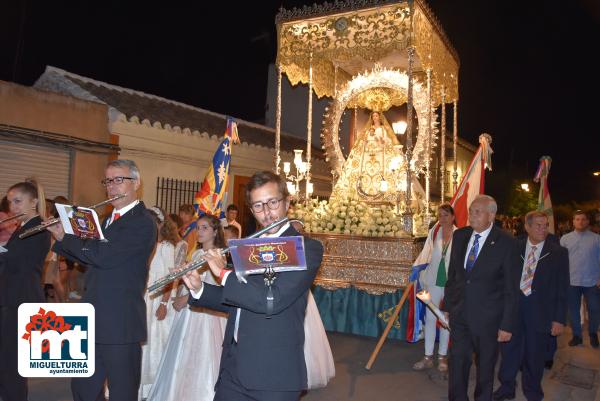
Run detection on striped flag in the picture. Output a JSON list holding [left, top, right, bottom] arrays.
[[533, 156, 554, 234], [448, 133, 493, 228], [405, 133, 493, 342], [193, 117, 239, 218], [405, 228, 435, 342]]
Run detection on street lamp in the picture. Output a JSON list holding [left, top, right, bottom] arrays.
[[283, 149, 312, 200], [392, 121, 407, 135], [520, 183, 530, 192]]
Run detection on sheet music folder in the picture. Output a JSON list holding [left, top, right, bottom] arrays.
[[55, 203, 106, 240], [228, 235, 307, 278]]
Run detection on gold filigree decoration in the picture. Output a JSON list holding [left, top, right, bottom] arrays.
[[321, 66, 438, 178], [276, 1, 459, 102], [412, 5, 459, 101], [310, 232, 426, 295], [348, 86, 407, 112]]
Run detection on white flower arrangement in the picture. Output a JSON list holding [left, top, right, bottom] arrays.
[[288, 197, 411, 238]]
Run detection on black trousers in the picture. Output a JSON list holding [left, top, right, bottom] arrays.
[[0, 306, 28, 401], [448, 317, 499, 401], [497, 295, 546, 401], [71, 342, 141, 401], [214, 341, 301, 401]]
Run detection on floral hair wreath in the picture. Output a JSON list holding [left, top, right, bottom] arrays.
[[150, 206, 165, 223]]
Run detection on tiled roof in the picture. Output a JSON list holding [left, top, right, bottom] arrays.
[[34, 66, 324, 158]]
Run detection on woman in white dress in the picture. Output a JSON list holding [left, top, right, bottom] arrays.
[[304, 291, 336, 389], [147, 214, 227, 401], [138, 207, 182, 400], [413, 204, 456, 372]]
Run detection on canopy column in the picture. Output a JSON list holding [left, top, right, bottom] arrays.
[[274, 64, 282, 174], [440, 86, 446, 203], [453, 99, 458, 192]]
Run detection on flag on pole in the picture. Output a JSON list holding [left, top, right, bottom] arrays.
[[405, 133, 493, 342], [534, 156, 554, 234], [448, 133, 493, 228], [193, 117, 239, 219]]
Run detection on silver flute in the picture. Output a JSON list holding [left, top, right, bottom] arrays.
[[18, 194, 126, 239], [147, 217, 292, 293], [0, 211, 29, 224]]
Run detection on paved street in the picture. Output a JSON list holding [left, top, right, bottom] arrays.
[[23, 327, 599, 401]]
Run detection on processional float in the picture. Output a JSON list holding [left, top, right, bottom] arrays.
[[274, 0, 463, 365]]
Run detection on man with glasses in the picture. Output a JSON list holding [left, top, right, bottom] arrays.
[[48, 159, 156, 401], [560, 210, 600, 348], [493, 211, 569, 401], [183, 170, 324, 401]]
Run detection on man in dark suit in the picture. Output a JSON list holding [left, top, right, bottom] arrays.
[[443, 194, 521, 401], [48, 159, 156, 401], [183, 170, 324, 401], [493, 211, 569, 401]]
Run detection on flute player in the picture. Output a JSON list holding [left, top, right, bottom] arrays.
[[182, 171, 324, 401], [47, 159, 156, 401]]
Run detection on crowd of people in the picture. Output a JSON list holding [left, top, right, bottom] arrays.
[[1, 158, 599, 401], [0, 160, 334, 401], [415, 198, 599, 401]]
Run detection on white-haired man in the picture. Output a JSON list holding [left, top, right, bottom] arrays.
[[443, 195, 521, 401], [48, 159, 156, 401]]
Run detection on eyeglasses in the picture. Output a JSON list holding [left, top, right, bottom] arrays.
[[250, 198, 284, 213], [101, 176, 135, 187]]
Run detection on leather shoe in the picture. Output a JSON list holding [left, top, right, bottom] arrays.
[[590, 333, 599, 348], [492, 389, 515, 401], [569, 335, 583, 346]]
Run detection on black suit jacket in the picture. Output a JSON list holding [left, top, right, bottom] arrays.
[[53, 202, 156, 344], [518, 238, 569, 333], [0, 216, 51, 306], [443, 225, 521, 335], [189, 225, 324, 392]]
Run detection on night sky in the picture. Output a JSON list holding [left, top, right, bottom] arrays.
[[2, 0, 599, 207]]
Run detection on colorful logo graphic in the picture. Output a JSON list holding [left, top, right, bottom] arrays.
[[249, 244, 289, 266], [18, 303, 95, 377]]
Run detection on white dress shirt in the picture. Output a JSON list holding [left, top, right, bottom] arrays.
[[463, 222, 494, 269], [106, 200, 139, 227], [523, 239, 545, 271]]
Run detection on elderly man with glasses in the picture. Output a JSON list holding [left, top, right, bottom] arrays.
[[182, 170, 324, 401], [48, 159, 156, 401]]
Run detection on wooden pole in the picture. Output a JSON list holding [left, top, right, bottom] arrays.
[[365, 281, 414, 370]]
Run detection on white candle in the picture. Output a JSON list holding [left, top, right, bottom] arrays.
[[416, 290, 450, 330]]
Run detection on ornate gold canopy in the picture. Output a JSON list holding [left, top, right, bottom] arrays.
[[276, 0, 459, 106]]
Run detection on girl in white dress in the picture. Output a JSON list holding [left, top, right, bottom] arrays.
[[147, 214, 227, 401], [289, 220, 336, 389], [413, 204, 456, 373], [304, 290, 336, 389], [138, 207, 182, 400]]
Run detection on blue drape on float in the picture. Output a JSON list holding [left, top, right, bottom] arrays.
[[313, 285, 409, 340]]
